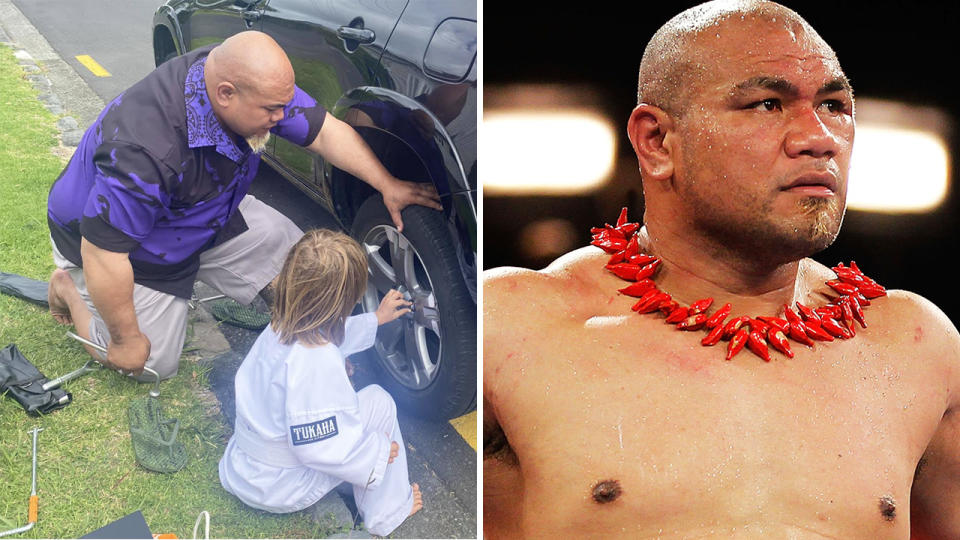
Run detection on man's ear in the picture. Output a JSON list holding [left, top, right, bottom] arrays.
[[627, 104, 675, 182], [213, 81, 237, 108]]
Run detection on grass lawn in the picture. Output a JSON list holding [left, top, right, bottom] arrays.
[[0, 44, 335, 539]]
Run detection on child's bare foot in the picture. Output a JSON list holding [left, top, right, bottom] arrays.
[[48, 269, 79, 325], [409, 483, 423, 517]]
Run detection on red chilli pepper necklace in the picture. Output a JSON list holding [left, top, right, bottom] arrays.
[[592, 208, 887, 362]]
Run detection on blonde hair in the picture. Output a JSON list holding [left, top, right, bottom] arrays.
[[270, 229, 368, 347]]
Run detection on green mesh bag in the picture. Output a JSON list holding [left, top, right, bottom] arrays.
[[127, 395, 187, 473], [210, 299, 270, 330]]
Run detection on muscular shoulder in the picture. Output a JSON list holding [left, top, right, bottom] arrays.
[[803, 259, 960, 354], [483, 247, 608, 371], [846, 270, 960, 404], [882, 289, 960, 358], [483, 247, 607, 327]]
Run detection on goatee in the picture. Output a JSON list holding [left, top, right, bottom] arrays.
[[797, 196, 843, 249], [246, 132, 271, 154]]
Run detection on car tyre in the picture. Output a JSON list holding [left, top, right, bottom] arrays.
[[158, 48, 178, 66], [351, 195, 476, 421]]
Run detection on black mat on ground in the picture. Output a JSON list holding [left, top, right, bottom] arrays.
[[80, 510, 152, 539], [0, 344, 71, 415], [0, 271, 48, 307]]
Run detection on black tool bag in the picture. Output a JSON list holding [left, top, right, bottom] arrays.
[[0, 272, 49, 307], [0, 344, 71, 415]]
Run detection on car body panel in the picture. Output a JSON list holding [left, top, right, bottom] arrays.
[[261, 0, 406, 204]]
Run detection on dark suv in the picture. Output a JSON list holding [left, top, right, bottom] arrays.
[[152, 0, 476, 420]]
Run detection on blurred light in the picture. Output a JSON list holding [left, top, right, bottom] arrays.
[[848, 127, 949, 212], [518, 218, 578, 260], [483, 110, 616, 195], [848, 100, 951, 213]]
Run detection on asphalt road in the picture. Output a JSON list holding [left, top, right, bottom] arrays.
[[12, 0, 157, 101], [4, 1, 477, 537]]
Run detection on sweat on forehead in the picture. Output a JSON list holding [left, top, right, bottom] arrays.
[[636, 0, 839, 113]]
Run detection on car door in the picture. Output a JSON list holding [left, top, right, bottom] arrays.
[[185, 0, 265, 50], [259, 0, 408, 206]]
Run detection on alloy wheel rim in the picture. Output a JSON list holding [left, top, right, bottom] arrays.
[[360, 224, 442, 390]]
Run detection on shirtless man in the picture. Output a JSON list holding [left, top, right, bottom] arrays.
[[483, 1, 960, 538]]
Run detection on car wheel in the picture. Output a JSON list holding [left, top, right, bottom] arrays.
[[350, 195, 476, 420]]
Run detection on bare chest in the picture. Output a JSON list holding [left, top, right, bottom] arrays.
[[493, 315, 946, 537]]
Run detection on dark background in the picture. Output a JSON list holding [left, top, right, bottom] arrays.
[[483, 1, 960, 326]]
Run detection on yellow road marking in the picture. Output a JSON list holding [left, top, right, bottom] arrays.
[[75, 55, 111, 77], [449, 410, 476, 451]]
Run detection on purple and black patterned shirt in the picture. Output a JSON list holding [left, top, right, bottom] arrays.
[[48, 45, 326, 298]]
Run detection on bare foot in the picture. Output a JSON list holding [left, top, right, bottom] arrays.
[[409, 483, 423, 517], [48, 269, 78, 325]]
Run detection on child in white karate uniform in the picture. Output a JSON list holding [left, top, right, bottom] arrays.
[[219, 229, 423, 536]]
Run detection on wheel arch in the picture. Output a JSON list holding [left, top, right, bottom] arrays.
[[328, 87, 470, 217], [323, 87, 476, 299], [152, 6, 184, 66]]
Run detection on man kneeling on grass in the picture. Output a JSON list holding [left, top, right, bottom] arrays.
[[45, 31, 440, 382]]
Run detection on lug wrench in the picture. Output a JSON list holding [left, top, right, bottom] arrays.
[[48, 331, 160, 397], [0, 427, 42, 538], [187, 293, 225, 310], [41, 355, 100, 392]]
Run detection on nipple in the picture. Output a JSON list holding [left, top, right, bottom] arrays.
[[878, 496, 896, 521], [591, 479, 622, 504]]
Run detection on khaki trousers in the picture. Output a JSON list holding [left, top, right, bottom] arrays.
[[52, 195, 303, 380]]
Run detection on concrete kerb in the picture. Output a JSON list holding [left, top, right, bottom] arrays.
[[0, 3, 369, 534], [0, 0, 99, 153]]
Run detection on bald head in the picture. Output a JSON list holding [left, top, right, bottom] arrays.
[[203, 31, 296, 144], [637, 0, 840, 116], [206, 31, 294, 95], [627, 0, 855, 264]]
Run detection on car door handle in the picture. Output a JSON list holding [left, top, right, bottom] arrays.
[[337, 26, 375, 44]]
